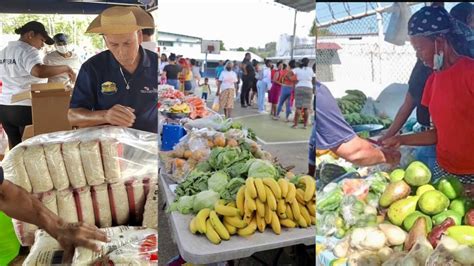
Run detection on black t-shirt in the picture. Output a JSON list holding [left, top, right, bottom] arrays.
[[408, 59, 433, 126], [242, 61, 255, 80], [0, 166, 3, 185], [163, 64, 182, 79]]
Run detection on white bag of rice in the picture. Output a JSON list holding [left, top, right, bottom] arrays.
[[91, 184, 112, 228], [57, 188, 78, 223], [62, 141, 87, 188], [12, 219, 38, 246], [2, 146, 32, 192], [23, 145, 54, 193], [108, 182, 129, 225], [80, 141, 105, 186], [40, 191, 58, 215], [126, 179, 146, 225], [142, 182, 158, 229], [43, 143, 70, 190], [100, 140, 122, 184], [73, 186, 95, 226], [22, 230, 64, 266], [100, 233, 157, 265]]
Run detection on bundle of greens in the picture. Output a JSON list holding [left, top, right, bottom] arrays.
[[174, 170, 212, 198]]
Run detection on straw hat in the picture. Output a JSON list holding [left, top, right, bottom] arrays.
[[86, 6, 155, 34]]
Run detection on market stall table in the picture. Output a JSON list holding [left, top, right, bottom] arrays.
[[159, 172, 315, 264]]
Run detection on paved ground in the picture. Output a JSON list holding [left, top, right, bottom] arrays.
[[159, 84, 314, 265]]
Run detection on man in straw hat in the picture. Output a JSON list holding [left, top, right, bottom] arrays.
[[68, 6, 158, 133]]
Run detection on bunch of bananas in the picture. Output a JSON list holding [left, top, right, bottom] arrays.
[[188, 176, 316, 245], [170, 103, 191, 113]]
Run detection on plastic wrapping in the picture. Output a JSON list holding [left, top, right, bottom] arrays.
[[40, 191, 58, 215], [91, 184, 112, 228], [63, 141, 88, 188], [143, 183, 158, 229], [23, 145, 54, 193], [12, 219, 38, 246], [108, 182, 130, 225], [80, 141, 106, 186], [22, 230, 63, 266], [126, 179, 146, 224], [57, 188, 79, 223], [100, 139, 122, 184], [72, 226, 157, 265], [74, 186, 95, 226], [2, 146, 32, 192], [43, 143, 70, 190]]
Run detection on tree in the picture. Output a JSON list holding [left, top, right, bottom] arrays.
[[310, 21, 333, 37], [219, 41, 226, 51], [237, 47, 245, 51]]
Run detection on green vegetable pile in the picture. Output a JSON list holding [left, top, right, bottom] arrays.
[[336, 90, 392, 128]]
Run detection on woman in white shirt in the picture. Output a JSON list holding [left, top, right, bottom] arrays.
[[256, 59, 272, 114], [291, 58, 315, 129], [216, 61, 238, 118], [0, 21, 76, 148]]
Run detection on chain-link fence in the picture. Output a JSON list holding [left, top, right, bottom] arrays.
[[315, 2, 429, 100]]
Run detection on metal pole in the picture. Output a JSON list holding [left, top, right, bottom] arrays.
[[290, 9, 298, 60], [376, 2, 384, 84]]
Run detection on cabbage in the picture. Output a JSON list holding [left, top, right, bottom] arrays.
[[220, 178, 246, 201], [167, 195, 195, 214], [193, 190, 220, 212], [208, 171, 229, 194], [248, 159, 278, 179]]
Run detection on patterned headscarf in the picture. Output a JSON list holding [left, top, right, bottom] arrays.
[[408, 5, 474, 58]]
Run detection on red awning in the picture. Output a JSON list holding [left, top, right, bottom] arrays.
[[317, 42, 342, 50]]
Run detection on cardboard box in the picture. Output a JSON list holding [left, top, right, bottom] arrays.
[[11, 83, 73, 140]]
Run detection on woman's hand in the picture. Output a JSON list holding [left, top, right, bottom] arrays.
[[381, 135, 402, 149]]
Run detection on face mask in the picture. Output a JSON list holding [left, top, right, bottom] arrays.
[[226, 67, 232, 71], [433, 41, 444, 71], [56, 45, 69, 54]]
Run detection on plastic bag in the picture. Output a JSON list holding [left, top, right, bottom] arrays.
[[22, 230, 63, 266], [23, 145, 54, 193], [143, 183, 158, 229], [212, 96, 220, 112]]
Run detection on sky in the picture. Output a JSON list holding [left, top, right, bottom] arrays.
[[157, 0, 316, 49]]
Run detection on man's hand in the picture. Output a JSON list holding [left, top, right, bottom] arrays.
[[104, 104, 136, 127], [382, 148, 401, 167], [67, 67, 77, 83], [382, 135, 402, 149]]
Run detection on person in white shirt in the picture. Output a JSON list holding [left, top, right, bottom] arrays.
[[216, 61, 238, 118], [256, 59, 272, 114], [291, 57, 315, 129], [140, 11, 158, 53], [43, 33, 82, 85], [0, 21, 76, 148]]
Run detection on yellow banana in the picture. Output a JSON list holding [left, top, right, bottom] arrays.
[[215, 202, 240, 217], [237, 216, 257, 237], [270, 211, 281, 235], [245, 177, 258, 199], [189, 217, 198, 234], [254, 178, 267, 203], [227, 201, 237, 208], [256, 214, 266, 233], [196, 208, 211, 234], [280, 218, 297, 228], [265, 186, 277, 211], [306, 202, 316, 217], [278, 178, 289, 199], [256, 198, 265, 217], [244, 194, 257, 212], [310, 215, 316, 225], [223, 216, 247, 228], [236, 186, 246, 215], [300, 175, 316, 202], [290, 199, 301, 221], [296, 188, 306, 205], [263, 178, 282, 199], [243, 208, 254, 224], [285, 203, 294, 221], [223, 221, 237, 235], [298, 202, 311, 226], [205, 219, 221, 244], [264, 204, 272, 224], [297, 216, 308, 228], [209, 211, 230, 240], [286, 183, 296, 203], [277, 199, 287, 217]]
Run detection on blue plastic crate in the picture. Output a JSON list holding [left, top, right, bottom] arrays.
[[161, 124, 187, 151]]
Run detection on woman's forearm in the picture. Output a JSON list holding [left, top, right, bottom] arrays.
[[400, 129, 437, 146]]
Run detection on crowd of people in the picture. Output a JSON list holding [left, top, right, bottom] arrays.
[[159, 51, 316, 124]]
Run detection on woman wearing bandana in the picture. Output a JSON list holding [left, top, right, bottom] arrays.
[[383, 6, 474, 187]]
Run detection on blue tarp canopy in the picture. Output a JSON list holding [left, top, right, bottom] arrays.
[[0, 0, 157, 14]]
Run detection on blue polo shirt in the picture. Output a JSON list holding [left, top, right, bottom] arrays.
[[71, 46, 158, 133]]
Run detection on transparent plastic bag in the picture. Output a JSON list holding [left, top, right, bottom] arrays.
[[212, 96, 219, 112]]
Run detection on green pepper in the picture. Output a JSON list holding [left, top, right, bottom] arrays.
[[449, 197, 473, 216], [446, 225, 474, 245], [370, 180, 387, 195], [317, 188, 344, 212], [432, 210, 463, 226], [437, 176, 464, 200]]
